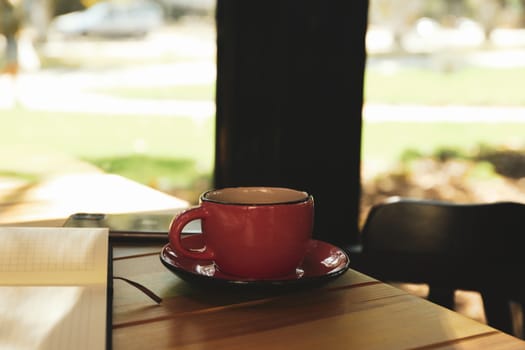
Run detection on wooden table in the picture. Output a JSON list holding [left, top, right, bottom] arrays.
[[111, 244, 525, 350], [3, 173, 525, 349]]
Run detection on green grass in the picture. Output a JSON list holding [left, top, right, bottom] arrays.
[[362, 121, 525, 167], [365, 66, 525, 106], [0, 108, 215, 176], [0, 108, 215, 203]]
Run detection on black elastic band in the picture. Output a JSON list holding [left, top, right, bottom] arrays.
[[113, 276, 162, 304]]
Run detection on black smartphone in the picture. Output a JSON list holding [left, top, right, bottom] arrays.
[[63, 212, 201, 242]]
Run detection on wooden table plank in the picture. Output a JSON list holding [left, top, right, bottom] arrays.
[[112, 281, 509, 350], [428, 332, 525, 349]]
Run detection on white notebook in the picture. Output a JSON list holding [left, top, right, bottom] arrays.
[[0, 227, 110, 350]]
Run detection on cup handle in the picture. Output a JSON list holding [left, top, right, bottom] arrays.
[[169, 206, 214, 260]]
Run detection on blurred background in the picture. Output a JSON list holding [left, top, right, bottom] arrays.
[[1, 0, 525, 225], [362, 0, 525, 225]]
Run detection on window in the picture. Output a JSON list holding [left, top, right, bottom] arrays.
[[363, 0, 525, 227], [0, 0, 216, 207]]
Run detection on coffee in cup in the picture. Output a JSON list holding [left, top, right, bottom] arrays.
[[168, 186, 314, 279]]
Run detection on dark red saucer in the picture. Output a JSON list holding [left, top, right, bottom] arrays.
[[159, 234, 350, 289]]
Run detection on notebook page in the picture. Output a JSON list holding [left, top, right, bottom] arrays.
[[0, 285, 107, 350], [0, 227, 108, 285], [0, 227, 109, 350]]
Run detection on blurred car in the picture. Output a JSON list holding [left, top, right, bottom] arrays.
[[50, 0, 164, 38]]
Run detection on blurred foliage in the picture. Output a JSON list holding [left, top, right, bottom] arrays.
[[476, 147, 525, 178], [360, 142, 525, 227], [52, 0, 84, 16], [432, 147, 466, 162], [398, 143, 525, 179]]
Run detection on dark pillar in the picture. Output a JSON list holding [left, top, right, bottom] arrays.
[[214, 0, 368, 246]]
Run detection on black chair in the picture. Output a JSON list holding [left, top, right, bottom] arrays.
[[351, 196, 525, 337]]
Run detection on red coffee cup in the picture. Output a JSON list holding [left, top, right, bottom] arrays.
[[168, 187, 314, 279]]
